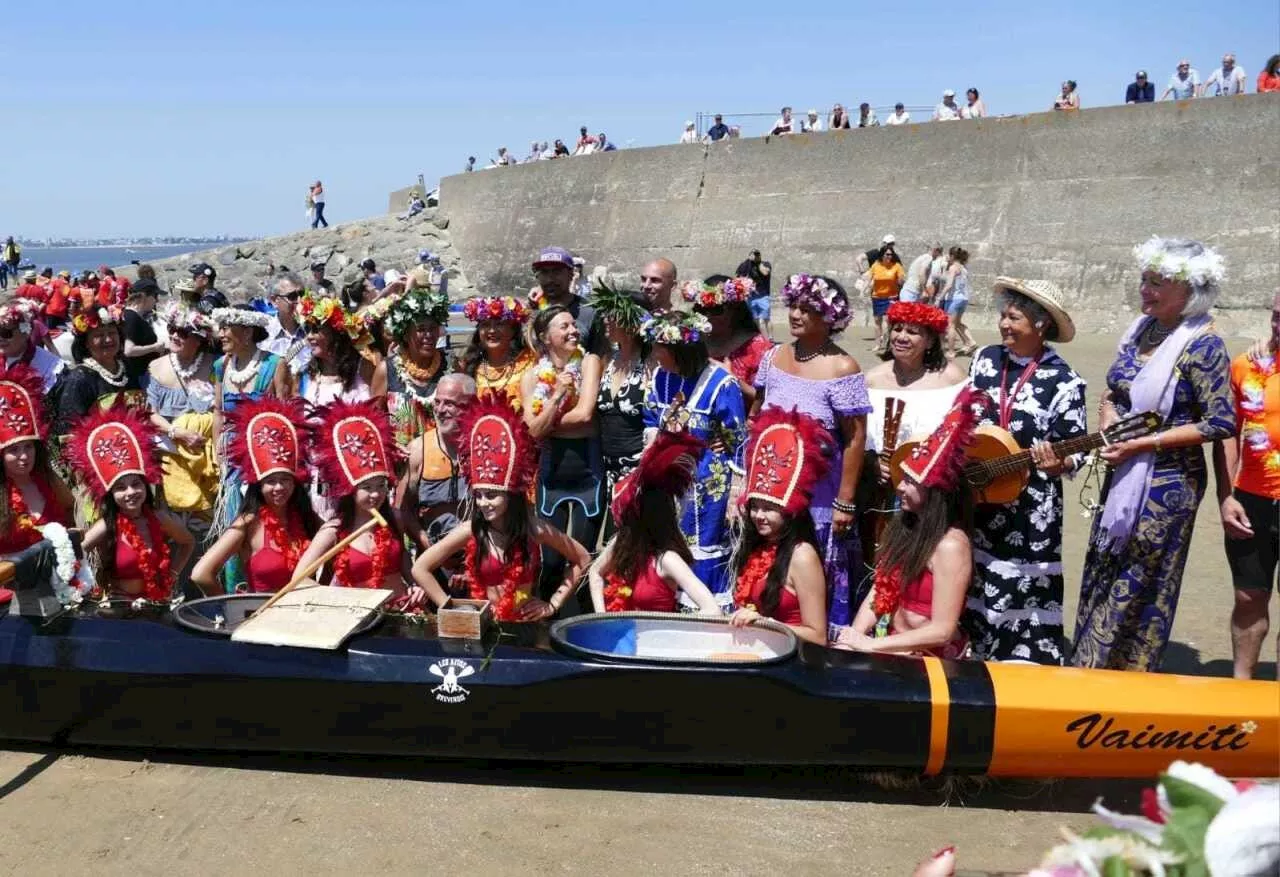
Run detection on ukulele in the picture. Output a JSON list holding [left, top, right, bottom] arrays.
[[873, 397, 907, 541], [890, 411, 1162, 505]]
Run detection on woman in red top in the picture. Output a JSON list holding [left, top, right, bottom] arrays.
[[729, 408, 832, 645], [588, 430, 721, 614], [294, 400, 424, 606], [0, 364, 74, 558], [413, 397, 589, 621], [191, 397, 321, 594], [836, 387, 978, 658], [683, 275, 774, 405], [71, 402, 194, 601]]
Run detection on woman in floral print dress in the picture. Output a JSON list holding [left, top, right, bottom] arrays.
[[965, 279, 1087, 665]]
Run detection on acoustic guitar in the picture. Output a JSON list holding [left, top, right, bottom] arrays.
[[890, 411, 1162, 505]]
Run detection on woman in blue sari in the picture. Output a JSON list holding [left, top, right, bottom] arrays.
[[642, 311, 747, 607]]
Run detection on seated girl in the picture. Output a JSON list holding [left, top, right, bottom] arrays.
[[835, 387, 979, 658], [588, 430, 721, 614], [413, 398, 589, 622], [729, 408, 833, 645], [191, 397, 321, 594], [0, 364, 74, 559]]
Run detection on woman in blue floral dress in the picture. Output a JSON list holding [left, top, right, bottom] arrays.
[[1072, 238, 1235, 671], [643, 311, 747, 606], [966, 279, 1087, 665]]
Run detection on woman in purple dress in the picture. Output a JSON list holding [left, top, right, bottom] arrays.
[[752, 274, 870, 638]]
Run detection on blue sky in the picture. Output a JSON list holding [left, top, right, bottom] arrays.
[[4, 0, 1277, 239]]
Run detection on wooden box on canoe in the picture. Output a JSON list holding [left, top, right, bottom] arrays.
[[437, 598, 492, 639]]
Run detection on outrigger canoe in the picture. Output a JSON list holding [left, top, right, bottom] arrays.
[[1, 592, 1275, 780]]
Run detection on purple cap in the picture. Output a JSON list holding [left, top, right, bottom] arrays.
[[532, 246, 574, 270], [417, 248, 434, 264]]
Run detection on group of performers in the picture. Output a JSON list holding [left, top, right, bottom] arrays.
[[0, 233, 1261, 675]]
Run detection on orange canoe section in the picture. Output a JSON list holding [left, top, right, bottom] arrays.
[[983, 662, 1280, 779]]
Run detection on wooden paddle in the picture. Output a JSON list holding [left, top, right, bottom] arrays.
[[250, 508, 387, 618]]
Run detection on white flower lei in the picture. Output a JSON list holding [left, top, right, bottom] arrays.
[[38, 523, 93, 606], [1133, 236, 1226, 287]]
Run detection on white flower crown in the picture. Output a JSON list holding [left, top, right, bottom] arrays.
[[1133, 236, 1226, 288], [211, 307, 272, 329]]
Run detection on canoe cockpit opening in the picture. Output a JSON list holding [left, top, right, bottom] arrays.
[[550, 613, 797, 666]]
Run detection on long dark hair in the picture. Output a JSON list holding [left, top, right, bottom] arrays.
[[611, 491, 692, 580], [71, 323, 124, 363], [0, 443, 64, 536], [459, 321, 529, 377], [471, 491, 532, 569], [660, 339, 709, 379], [734, 505, 820, 618], [241, 478, 322, 537], [306, 325, 363, 386], [877, 486, 973, 588], [98, 489, 158, 582], [877, 324, 946, 370]]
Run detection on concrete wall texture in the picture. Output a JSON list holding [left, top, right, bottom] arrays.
[[438, 95, 1279, 331]]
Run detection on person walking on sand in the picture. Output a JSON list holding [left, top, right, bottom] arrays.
[[309, 181, 328, 229]]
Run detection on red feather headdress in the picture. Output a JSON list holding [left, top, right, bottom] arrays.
[[312, 399, 402, 498], [456, 396, 539, 494], [66, 400, 163, 502], [741, 407, 834, 516], [899, 385, 985, 490], [226, 396, 311, 485], [610, 430, 705, 525], [0, 363, 49, 450]]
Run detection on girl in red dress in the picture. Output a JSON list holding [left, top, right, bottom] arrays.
[[835, 387, 979, 658], [191, 397, 321, 594], [588, 430, 721, 614], [70, 402, 195, 601], [0, 364, 73, 559], [294, 400, 425, 605], [729, 408, 833, 645], [413, 397, 589, 621]]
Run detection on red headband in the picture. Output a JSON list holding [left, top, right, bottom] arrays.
[[887, 301, 949, 336]]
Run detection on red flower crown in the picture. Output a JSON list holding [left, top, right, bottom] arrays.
[[312, 399, 402, 498], [886, 301, 950, 335], [610, 430, 705, 525], [456, 396, 539, 494], [741, 407, 833, 515], [227, 397, 312, 485], [0, 363, 49, 450], [66, 400, 163, 502]]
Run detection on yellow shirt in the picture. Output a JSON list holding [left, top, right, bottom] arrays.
[[476, 348, 537, 412]]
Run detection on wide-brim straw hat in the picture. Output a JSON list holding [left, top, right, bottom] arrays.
[[992, 276, 1075, 343]]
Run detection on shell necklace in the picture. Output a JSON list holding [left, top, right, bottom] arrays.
[[171, 352, 206, 383], [225, 350, 263, 387], [83, 357, 128, 387]]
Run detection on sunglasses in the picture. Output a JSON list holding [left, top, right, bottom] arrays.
[[170, 327, 192, 340], [276, 291, 303, 302]]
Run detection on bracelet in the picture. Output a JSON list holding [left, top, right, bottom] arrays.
[[1154, 434, 1163, 454], [832, 498, 857, 515]]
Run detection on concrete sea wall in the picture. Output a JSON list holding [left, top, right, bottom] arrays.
[[437, 95, 1280, 332]]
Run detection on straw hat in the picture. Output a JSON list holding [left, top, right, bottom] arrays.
[[992, 276, 1075, 343]]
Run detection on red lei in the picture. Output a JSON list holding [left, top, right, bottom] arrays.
[[871, 567, 903, 618], [333, 525, 394, 588], [2, 482, 44, 554], [465, 539, 532, 621], [603, 571, 634, 612], [117, 511, 174, 602], [260, 505, 309, 575], [733, 545, 778, 611]]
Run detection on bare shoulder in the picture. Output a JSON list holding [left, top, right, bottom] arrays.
[[863, 359, 895, 388], [941, 361, 970, 384], [828, 349, 863, 377], [934, 528, 972, 562], [789, 541, 823, 570]]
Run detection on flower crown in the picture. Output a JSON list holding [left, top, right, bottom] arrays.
[[463, 295, 530, 325], [0, 300, 37, 335], [588, 279, 649, 332], [640, 311, 712, 346], [70, 304, 124, 336], [680, 276, 756, 309], [211, 307, 272, 330], [384, 288, 450, 340], [886, 301, 949, 335], [296, 294, 370, 346], [160, 302, 213, 338], [1134, 236, 1226, 288], [782, 273, 851, 331]]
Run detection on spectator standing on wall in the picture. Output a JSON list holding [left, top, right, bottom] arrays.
[[770, 107, 797, 135], [885, 103, 911, 125], [735, 249, 773, 340], [857, 103, 879, 127], [679, 121, 699, 144], [704, 114, 730, 142], [1258, 55, 1280, 93], [932, 90, 961, 121], [574, 127, 597, 155], [1203, 53, 1247, 96], [801, 109, 824, 133], [961, 88, 987, 118], [1161, 60, 1200, 100], [597, 133, 616, 152], [540, 141, 556, 160], [309, 180, 328, 229], [464, 156, 476, 173], [1126, 71, 1155, 104], [829, 104, 851, 129], [1053, 80, 1080, 110]]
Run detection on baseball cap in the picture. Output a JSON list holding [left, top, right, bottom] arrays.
[[417, 248, 436, 264], [943, 89, 955, 97], [188, 262, 215, 278], [882, 234, 896, 245], [532, 246, 575, 270], [132, 277, 162, 297]]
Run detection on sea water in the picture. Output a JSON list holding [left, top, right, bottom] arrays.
[[14, 245, 201, 276]]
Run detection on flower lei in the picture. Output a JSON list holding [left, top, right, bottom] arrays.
[[297, 294, 371, 346], [640, 311, 712, 346], [4, 483, 43, 553], [39, 522, 89, 605], [530, 350, 582, 416], [116, 511, 173, 603], [679, 276, 756, 308], [384, 288, 449, 340], [463, 295, 530, 324], [1134, 236, 1227, 287], [1237, 352, 1280, 474], [333, 525, 394, 588], [733, 544, 778, 611], [71, 305, 123, 336], [782, 273, 851, 331], [603, 571, 634, 612], [260, 505, 309, 578], [465, 539, 532, 621], [870, 567, 903, 636]]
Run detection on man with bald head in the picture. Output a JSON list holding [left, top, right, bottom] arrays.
[[398, 372, 476, 557], [639, 258, 678, 313]]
